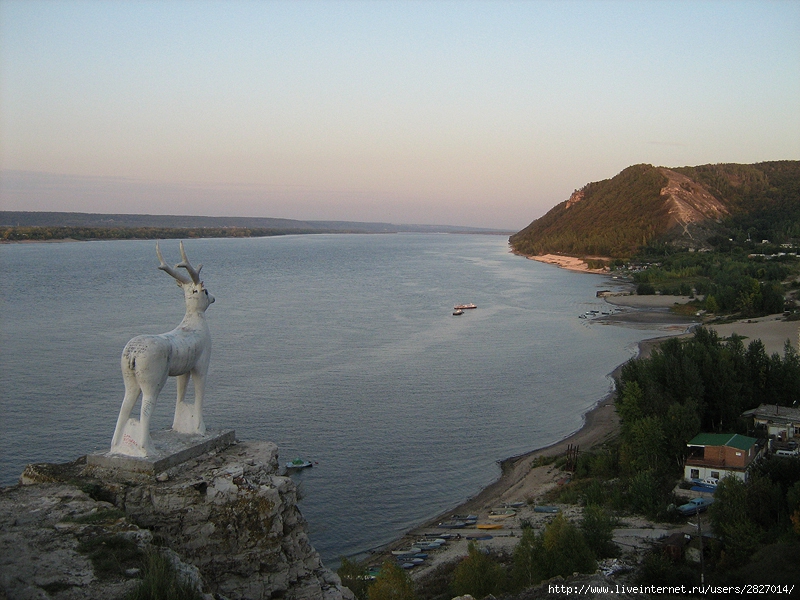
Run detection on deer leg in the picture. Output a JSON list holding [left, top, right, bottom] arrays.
[[173, 370, 206, 435], [172, 373, 192, 432], [137, 374, 167, 455], [111, 367, 141, 449], [191, 368, 207, 435]]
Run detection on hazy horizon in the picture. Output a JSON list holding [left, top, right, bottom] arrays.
[[1, 0, 798, 230]]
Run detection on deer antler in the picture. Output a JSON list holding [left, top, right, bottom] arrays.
[[156, 241, 191, 285], [177, 240, 203, 284]]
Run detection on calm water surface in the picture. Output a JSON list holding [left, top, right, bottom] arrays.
[[0, 234, 671, 562]]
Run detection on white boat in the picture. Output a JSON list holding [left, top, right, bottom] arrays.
[[453, 309, 464, 316], [392, 547, 421, 556], [285, 458, 313, 470]]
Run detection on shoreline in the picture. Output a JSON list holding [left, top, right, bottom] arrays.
[[369, 302, 798, 574], [369, 328, 680, 570], [364, 266, 697, 569], [515, 251, 609, 274]]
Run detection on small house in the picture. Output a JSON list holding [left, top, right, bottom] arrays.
[[741, 404, 800, 443], [684, 433, 761, 483]]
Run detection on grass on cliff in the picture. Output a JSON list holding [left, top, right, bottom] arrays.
[[77, 533, 143, 579], [126, 551, 203, 600]]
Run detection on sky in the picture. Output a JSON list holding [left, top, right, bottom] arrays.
[[1, 1, 798, 230]]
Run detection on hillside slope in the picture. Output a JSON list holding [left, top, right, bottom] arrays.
[[510, 160, 800, 259]]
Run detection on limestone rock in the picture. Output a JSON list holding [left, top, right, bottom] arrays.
[[2, 440, 353, 600]]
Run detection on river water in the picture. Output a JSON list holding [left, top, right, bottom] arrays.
[[0, 234, 669, 562]]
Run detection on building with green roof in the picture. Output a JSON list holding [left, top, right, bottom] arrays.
[[684, 433, 762, 483]]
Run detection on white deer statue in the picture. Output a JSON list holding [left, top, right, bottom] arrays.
[[110, 241, 215, 457]]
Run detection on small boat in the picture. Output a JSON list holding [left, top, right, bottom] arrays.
[[438, 520, 467, 529], [391, 547, 421, 556], [453, 309, 464, 316], [285, 458, 313, 470], [416, 538, 445, 546], [396, 557, 424, 565], [415, 541, 443, 550], [533, 505, 560, 513], [454, 303, 477, 310], [487, 509, 516, 519], [428, 532, 458, 540], [476, 523, 503, 530], [466, 533, 493, 540]]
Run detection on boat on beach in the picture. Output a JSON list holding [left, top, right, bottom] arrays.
[[437, 520, 467, 528], [391, 547, 421, 556], [487, 508, 516, 519]]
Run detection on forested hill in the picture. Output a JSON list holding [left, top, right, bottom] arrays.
[[0, 211, 504, 240], [509, 161, 800, 259]]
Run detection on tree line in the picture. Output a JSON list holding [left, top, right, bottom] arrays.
[[0, 225, 326, 241]]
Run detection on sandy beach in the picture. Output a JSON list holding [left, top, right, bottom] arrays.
[[369, 291, 800, 578], [523, 253, 608, 274]]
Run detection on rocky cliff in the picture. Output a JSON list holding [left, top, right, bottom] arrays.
[[0, 440, 352, 600]]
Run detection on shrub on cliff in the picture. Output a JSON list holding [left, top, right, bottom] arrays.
[[367, 561, 417, 600], [451, 542, 506, 599], [510, 514, 595, 591]]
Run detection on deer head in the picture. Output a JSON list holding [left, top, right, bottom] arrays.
[[156, 241, 215, 312]]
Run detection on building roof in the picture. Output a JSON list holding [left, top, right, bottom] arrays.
[[687, 433, 757, 451], [741, 404, 800, 422]]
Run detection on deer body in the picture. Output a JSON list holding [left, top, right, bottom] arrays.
[[111, 242, 214, 457]]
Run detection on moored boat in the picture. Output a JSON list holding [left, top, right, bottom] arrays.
[[285, 458, 313, 470]]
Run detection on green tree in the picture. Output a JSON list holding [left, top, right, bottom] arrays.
[[708, 477, 763, 567], [616, 381, 645, 429], [620, 416, 664, 474], [662, 400, 701, 470], [580, 505, 618, 558], [367, 561, 416, 600], [511, 515, 596, 590], [541, 513, 596, 579], [451, 542, 505, 599], [626, 470, 663, 517], [338, 557, 370, 600], [511, 526, 546, 590]]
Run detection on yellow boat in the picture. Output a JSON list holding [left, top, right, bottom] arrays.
[[487, 509, 516, 519], [476, 523, 503, 530]]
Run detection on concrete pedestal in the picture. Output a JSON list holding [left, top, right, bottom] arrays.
[[87, 428, 235, 475]]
